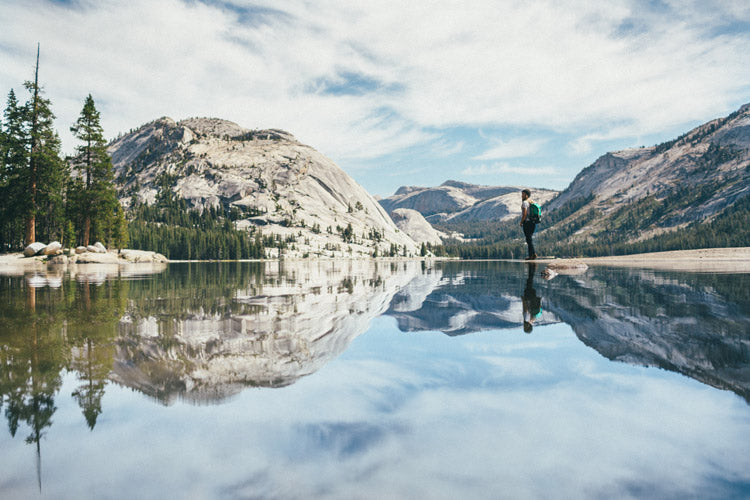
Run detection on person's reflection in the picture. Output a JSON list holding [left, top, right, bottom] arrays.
[[522, 263, 542, 333]]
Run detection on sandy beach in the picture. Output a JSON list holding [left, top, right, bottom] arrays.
[[576, 247, 750, 273]]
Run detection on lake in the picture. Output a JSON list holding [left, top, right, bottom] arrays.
[[1, 260, 749, 499]]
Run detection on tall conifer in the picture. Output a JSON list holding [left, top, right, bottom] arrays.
[[21, 45, 66, 245], [68, 94, 120, 247]]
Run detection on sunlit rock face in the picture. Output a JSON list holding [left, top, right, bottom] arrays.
[[111, 260, 423, 404], [544, 268, 750, 403], [389, 208, 446, 245], [108, 117, 418, 258]]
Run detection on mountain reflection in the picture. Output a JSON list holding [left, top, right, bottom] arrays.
[[542, 267, 750, 404], [1, 259, 749, 454], [113, 261, 420, 404], [389, 262, 750, 403]]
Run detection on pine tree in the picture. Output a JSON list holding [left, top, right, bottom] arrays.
[[22, 46, 66, 245], [68, 94, 120, 247]]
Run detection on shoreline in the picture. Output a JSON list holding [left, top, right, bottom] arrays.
[[1, 247, 748, 273]]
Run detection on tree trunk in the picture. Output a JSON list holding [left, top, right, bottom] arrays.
[[25, 212, 35, 245], [83, 216, 91, 247]]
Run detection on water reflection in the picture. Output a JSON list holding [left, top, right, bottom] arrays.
[[2, 260, 750, 497], [113, 261, 420, 404], [522, 263, 542, 333], [543, 267, 750, 403], [389, 262, 750, 403], [1, 261, 749, 448]]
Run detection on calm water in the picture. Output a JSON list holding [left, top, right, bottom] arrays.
[[1, 260, 749, 499]]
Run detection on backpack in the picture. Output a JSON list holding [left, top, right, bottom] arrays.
[[529, 202, 541, 223]]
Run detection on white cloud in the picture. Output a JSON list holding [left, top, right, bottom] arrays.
[[1, 0, 749, 184], [429, 138, 465, 158], [473, 137, 548, 160], [462, 163, 556, 176]]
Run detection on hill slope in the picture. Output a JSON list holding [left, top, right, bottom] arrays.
[[547, 103, 750, 248]]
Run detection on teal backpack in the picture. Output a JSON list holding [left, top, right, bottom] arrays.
[[529, 202, 541, 223]]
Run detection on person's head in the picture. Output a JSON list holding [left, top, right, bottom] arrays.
[[521, 188, 531, 200]]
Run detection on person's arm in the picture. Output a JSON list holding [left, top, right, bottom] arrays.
[[520, 204, 527, 226]]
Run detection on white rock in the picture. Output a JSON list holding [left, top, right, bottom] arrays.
[[47, 255, 68, 265], [76, 246, 88, 254], [42, 241, 62, 255], [75, 252, 119, 264], [119, 249, 169, 263], [94, 242, 107, 253], [389, 208, 445, 246], [23, 242, 47, 257]]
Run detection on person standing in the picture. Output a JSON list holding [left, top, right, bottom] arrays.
[[520, 188, 538, 260]]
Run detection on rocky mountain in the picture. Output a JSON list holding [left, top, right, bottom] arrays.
[[379, 180, 559, 224], [108, 117, 419, 258], [545, 103, 750, 246]]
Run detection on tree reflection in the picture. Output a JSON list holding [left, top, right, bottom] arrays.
[[0, 284, 67, 491]]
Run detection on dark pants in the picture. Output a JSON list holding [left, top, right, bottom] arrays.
[[523, 220, 536, 257]]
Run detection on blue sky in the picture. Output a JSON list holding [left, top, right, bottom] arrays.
[[1, 0, 750, 197]]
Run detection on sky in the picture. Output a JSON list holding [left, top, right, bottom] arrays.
[[1, 0, 750, 197]]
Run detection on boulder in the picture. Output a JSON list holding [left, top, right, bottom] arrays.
[[42, 241, 63, 255], [86, 245, 98, 253], [119, 249, 169, 263], [76, 246, 88, 254], [94, 242, 107, 253], [75, 252, 119, 264], [23, 242, 47, 257]]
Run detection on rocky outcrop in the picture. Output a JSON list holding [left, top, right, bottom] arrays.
[[440, 189, 559, 223], [390, 208, 446, 245], [109, 117, 419, 258]]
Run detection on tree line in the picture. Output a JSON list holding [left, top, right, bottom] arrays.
[[0, 47, 125, 252]]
